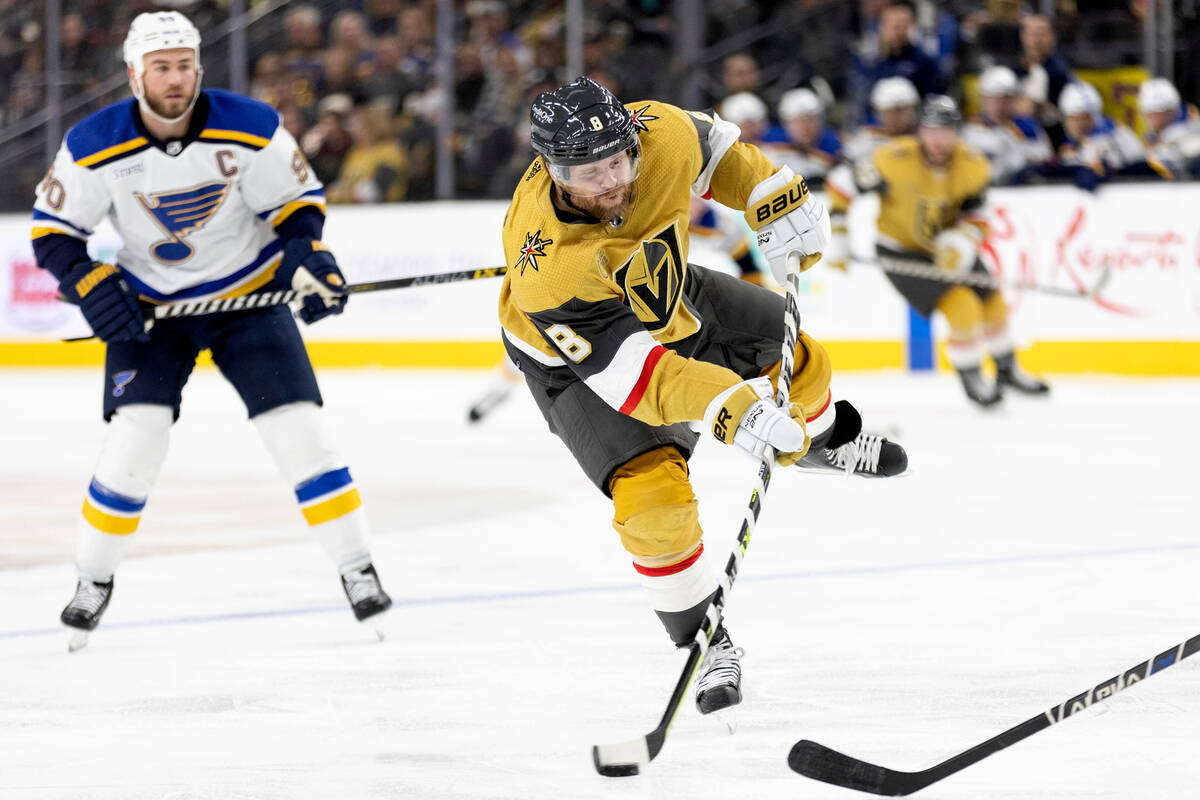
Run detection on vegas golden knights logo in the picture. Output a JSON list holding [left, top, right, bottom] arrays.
[[915, 198, 950, 248], [612, 221, 685, 334]]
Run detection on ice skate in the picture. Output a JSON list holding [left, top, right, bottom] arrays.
[[695, 626, 744, 719], [994, 352, 1050, 395], [341, 563, 392, 637], [797, 430, 908, 477], [61, 578, 114, 652], [957, 366, 1003, 408], [819, 432, 908, 477]]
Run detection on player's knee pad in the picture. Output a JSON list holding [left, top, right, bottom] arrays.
[[981, 292, 1010, 336], [610, 447, 702, 558], [936, 286, 984, 334], [253, 401, 342, 486], [93, 403, 173, 499]]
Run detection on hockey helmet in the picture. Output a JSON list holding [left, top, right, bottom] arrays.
[[978, 66, 1020, 98], [1058, 82, 1102, 117], [719, 92, 768, 125], [124, 11, 204, 124], [1137, 77, 1180, 115], [529, 76, 641, 198], [778, 88, 823, 120], [870, 77, 919, 111], [919, 95, 962, 128]]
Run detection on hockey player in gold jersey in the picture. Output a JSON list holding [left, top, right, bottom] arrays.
[[497, 77, 907, 715], [826, 95, 1049, 406]]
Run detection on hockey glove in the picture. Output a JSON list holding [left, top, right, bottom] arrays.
[[703, 376, 809, 464], [933, 225, 981, 273], [279, 238, 347, 325], [745, 165, 832, 283], [59, 261, 148, 343]]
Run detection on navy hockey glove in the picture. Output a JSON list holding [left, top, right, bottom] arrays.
[[59, 261, 148, 343], [279, 238, 347, 325]]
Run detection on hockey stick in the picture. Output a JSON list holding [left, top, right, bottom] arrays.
[[592, 250, 808, 777], [788, 632, 1200, 796], [62, 266, 508, 342], [859, 256, 1111, 300]]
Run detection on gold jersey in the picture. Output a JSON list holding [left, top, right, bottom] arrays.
[[498, 100, 779, 427], [834, 136, 990, 254]]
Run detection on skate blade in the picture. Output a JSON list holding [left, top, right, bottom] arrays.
[[713, 708, 738, 735], [361, 607, 394, 642], [67, 629, 90, 652]]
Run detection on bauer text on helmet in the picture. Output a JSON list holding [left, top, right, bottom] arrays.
[[529, 76, 642, 201]]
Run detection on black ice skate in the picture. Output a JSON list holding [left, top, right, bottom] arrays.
[[994, 352, 1050, 395], [957, 366, 1003, 408], [60, 578, 114, 652], [815, 432, 909, 477], [341, 563, 392, 623], [695, 626, 744, 715]]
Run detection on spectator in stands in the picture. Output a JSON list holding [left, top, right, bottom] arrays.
[[365, 0, 402, 37], [771, 87, 843, 187], [719, 53, 765, 102], [962, 65, 1052, 184], [959, 0, 1023, 71], [327, 104, 409, 204], [843, 76, 919, 162], [1056, 82, 1159, 188], [1017, 14, 1073, 111], [330, 10, 375, 73], [397, 5, 435, 91], [363, 35, 415, 112], [282, 4, 325, 90], [848, 1, 944, 128], [321, 47, 367, 106], [1137, 78, 1200, 180], [301, 93, 355, 186]]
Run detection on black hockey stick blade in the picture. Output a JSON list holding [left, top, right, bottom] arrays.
[[789, 633, 1200, 796], [592, 631, 706, 776]]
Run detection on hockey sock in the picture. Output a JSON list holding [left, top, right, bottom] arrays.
[[76, 404, 171, 582]]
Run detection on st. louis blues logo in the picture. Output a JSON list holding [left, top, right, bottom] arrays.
[[135, 180, 231, 264], [629, 105, 658, 132], [111, 369, 137, 398], [516, 230, 553, 275]]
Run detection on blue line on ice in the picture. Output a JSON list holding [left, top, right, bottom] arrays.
[[4, 540, 1196, 640]]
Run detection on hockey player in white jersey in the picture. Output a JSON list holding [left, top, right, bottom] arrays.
[[961, 66, 1052, 185], [33, 11, 391, 650], [1137, 78, 1200, 180]]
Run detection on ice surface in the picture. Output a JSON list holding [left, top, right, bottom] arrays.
[[2, 368, 1197, 799]]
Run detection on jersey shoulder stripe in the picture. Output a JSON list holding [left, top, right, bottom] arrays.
[[66, 100, 150, 169], [197, 89, 279, 149]]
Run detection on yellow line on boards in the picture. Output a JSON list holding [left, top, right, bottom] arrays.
[[0, 340, 1198, 374]]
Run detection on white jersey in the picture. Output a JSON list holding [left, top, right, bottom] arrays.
[[1058, 117, 1146, 173], [1144, 104, 1200, 178], [33, 89, 324, 303], [961, 115, 1052, 184]]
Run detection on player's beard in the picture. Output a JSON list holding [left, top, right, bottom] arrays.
[[569, 184, 632, 222], [144, 82, 194, 121]]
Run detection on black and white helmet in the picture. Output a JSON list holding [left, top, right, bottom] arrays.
[[529, 76, 641, 197], [919, 95, 962, 128]]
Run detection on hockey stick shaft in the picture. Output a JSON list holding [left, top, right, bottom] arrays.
[[592, 250, 807, 777], [151, 265, 508, 320], [789, 632, 1200, 796], [62, 266, 508, 341], [858, 256, 1109, 300]]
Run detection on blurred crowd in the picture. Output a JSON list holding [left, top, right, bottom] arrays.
[[2, 0, 1200, 211]]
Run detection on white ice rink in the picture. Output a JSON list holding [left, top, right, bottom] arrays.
[[2, 367, 1197, 800]]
